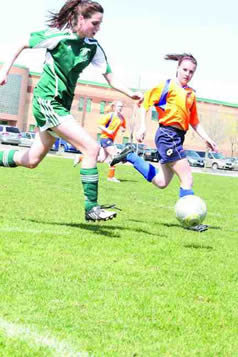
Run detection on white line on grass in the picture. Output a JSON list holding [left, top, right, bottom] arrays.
[[0, 227, 70, 235], [0, 317, 89, 356]]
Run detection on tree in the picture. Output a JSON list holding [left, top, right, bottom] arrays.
[[201, 110, 227, 145]]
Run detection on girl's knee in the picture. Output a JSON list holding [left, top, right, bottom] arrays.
[[85, 143, 100, 159], [157, 182, 169, 189], [152, 175, 169, 189], [25, 157, 42, 169]]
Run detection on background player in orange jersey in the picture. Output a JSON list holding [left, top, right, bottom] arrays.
[[74, 100, 127, 183], [98, 101, 126, 182], [111, 53, 217, 230]]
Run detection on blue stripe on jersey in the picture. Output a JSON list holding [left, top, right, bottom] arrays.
[[105, 113, 113, 128], [154, 79, 171, 111]]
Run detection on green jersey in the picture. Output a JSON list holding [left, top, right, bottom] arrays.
[[29, 29, 112, 110]]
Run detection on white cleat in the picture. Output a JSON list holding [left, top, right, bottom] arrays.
[[85, 205, 117, 222], [107, 177, 121, 183]]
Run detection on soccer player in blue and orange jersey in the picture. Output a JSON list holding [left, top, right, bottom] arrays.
[[111, 53, 217, 230]]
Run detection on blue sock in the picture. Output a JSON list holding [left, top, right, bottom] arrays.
[[126, 152, 157, 182], [179, 187, 194, 198]]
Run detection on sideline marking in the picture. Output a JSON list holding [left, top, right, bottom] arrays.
[[0, 318, 89, 357]]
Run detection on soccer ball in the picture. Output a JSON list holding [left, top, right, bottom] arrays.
[[174, 195, 207, 227]]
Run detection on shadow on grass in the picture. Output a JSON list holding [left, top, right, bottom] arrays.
[[130, 220, 183, 229], [24, 218, 166, 238], [184, 243, 213, 250], [116, 179, 138, 183], [162, 222, 221, 231], [128, 219, 221, 232]]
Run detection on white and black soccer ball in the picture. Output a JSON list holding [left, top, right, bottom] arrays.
[[174, 195, 207, 227]]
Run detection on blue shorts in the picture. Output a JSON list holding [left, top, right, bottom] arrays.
[[155, 125, 186, 164], [100, 138, 114, 148]]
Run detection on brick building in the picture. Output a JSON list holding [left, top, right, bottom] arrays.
[[0, 63, 238, 155]]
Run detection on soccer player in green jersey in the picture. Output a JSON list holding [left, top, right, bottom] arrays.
[[0, 0, 142, 221]]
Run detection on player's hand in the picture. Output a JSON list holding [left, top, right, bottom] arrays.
[[135, 127, 146, 143], [206, 139, 217, 152], [137, 96, 144, 107], [0, 71, 8, 86], [106, 129, 113, 135], [130, 91, 143, 101]]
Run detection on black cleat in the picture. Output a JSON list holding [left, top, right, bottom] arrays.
[[186, 224, 208, 232], [85, 204, 120, 222], [110, 145, 135, 166]]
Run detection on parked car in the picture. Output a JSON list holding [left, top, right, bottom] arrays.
[[227, 157, 238, 171], [195, 151, 206, 158], [0, 125, 22, 145], [143, 148, 159, 162], [203, 151, 233, 170], [125, 142, 147, 156], [184, 150, 204, 167], [51, 138, 82, 153], [19, 131, 36, 147], [115, 143, 126, 153]]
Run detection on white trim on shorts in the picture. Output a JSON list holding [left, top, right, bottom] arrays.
[[159, 126, 184, 163], [37, 98, 74, 137]]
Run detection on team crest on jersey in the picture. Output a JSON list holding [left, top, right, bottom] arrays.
[[166, 148, 173, 156], [78, 48, 91, 62]]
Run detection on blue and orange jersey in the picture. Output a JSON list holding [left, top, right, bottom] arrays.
[[142, 79, 199, 131], [98, 112, 126, 140]]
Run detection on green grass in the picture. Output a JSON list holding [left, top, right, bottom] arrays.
[[0, 156, 237, 356]]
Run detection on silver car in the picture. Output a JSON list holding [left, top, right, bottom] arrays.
[[19, 132, 36, 147], [185, 150, 204, 167], [204, 151, 233, 170], [0, 125, 22, 145]]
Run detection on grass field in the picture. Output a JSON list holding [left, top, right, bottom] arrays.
[[0, 155, 237, 356]]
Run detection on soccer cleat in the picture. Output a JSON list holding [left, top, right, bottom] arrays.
[[107, 177, 121, 183], [85, 204, 120, 222], [110, 145, 135, 167], [186, 224, 208, 232]]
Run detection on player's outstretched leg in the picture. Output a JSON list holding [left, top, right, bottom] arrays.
[[110, 145, 135, 166], [111, 148, 158, 183]]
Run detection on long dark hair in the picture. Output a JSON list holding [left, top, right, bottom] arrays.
[[165, 53, 197, 66], [47, 0, 104, 30]]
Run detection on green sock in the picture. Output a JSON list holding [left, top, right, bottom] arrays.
[[0, 150, 18, 167], [80, 167, 98, 212]]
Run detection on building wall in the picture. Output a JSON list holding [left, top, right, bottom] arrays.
[[0, 64, 29, 128], [0, 65, 238, 155]]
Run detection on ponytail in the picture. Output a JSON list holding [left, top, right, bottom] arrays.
[[47, 0, 104, 30], [165, 53, 197, 66]]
